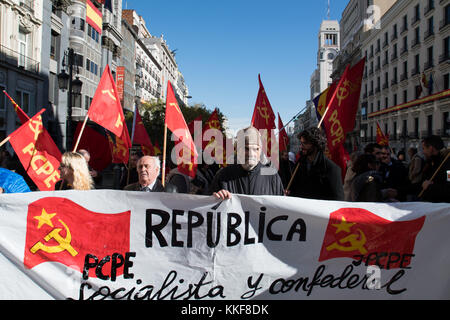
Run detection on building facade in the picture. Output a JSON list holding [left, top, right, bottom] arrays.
[[0, 0, 46, 147], [361, 0, 450, 153]]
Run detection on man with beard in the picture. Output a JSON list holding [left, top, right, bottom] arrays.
[[419, 135, 449, 203], [210, 126, 284, 199], [288, 127, 344, 201]]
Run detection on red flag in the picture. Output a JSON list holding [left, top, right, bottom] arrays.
[[319, 208, 425, 269], [24, 197, 130, 279], [87, 65, 127, 138], [132, 108, 152, 148], [318, 58, 365, 178], [107, 130, 130, 164], [3, 90, 30, 124], [278, 113, 289, 154], [251, 74, 276, 156], [376, 121, 390, 146], [202, 109, 225, 165], [8, 109, 62, 191], [73, 122, 112, 171], [165, 81, 198, 177]]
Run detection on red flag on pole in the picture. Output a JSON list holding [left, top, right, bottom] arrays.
[[376, 121, 390, 146], [132, 107, 153, 148], [251, 74, 276, 156], [165, 81, 198, 177], [87, 65, 127, 138], [3, 90, 30, 124], [278, 113, 289, 154], [8, 109, 62, 191], [87, 65, 131, 164], [318, 58, 366, 179]]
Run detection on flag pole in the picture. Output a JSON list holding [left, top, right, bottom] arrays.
[[418, 151, 450, 198], [0, 136, 10, 148], [72, 114, 89, 152], [161, 123, 168, 187]]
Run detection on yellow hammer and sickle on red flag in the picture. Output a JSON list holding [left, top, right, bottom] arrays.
[[30, 219, 78, 257], [28, 116, 44, 141], [115, 114, 123, 129], [169, 102, 182, 114], [257, 106, 270, 126], [102, 89, 117, 101]]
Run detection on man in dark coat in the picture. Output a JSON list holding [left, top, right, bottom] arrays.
[[124, 155, 176, 192], [288, 127, 344, 201], [210, 126, 284, 199], [420, 135, 449, 203]]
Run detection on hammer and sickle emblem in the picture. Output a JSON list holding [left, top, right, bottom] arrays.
[[115, 114, 123, 128], [30, 219, 78, 257], [257, 106, 270, 125], [169, 102, 182, 114], [326, 229, 368, 255], [102, 89, 117, 101], [28, 117, 44, 141]]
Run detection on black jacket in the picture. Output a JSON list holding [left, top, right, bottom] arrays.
[[209, 163, 285, 196], [124, 178, 177, 193], [289, 151, 344, 201], [420, 149, 450, 203]]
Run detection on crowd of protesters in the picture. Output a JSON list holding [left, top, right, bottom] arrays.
[[0, 126, 448, 204]]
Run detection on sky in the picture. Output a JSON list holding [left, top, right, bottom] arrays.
[[124, 0, 349, 136]]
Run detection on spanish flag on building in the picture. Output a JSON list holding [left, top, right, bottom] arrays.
[[86, 0, 102, 34]]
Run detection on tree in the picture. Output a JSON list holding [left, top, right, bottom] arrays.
[[137, 99, 227, 158]]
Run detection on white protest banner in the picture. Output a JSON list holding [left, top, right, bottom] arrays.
[[0, 190, 449, 300]]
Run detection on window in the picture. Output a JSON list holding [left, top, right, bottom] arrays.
[[444, 73, 450, 90], [50, 31, 58, 60], [427, 115, 433, 136], [403, 89, 408, 103], [445, 5, 450, 25], [444, 112, 450, 136], [403, 119, 408, 137], [414, 117, 419, 138], [71, 17, 85, 31], [15, 90, 30, 115], [18, 29, 27, 68]]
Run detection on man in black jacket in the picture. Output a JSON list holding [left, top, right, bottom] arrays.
[[210, 126, 284, 199], [420, 135, 449, 203], [288, 127, 344, 201]]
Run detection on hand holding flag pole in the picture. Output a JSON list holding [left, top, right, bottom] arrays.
[[418, 151, 450, 198]]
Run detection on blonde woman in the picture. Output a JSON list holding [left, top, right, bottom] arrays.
[[56, 152, 94, 190]]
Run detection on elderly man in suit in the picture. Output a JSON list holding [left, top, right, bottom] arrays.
[[124, 155, 165, 192]]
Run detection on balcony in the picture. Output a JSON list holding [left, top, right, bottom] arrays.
[[424, 4, 435, 16], [19, 0, 34, 14], [439, 52, 450, 64], [411, 67, 420, 76], [424, 29, 435, 42], [411, 38, 420, 49], [439, 19, 450, 31], [400, 73, 408, 82], [391, 53, 398, 62], [411, 15, 420, 27], [0, 44, 39, 73], [424, 60, 434, 70], [400, 24, 408, 35], [391, 78, 398, 86], [400, 46, 408, 56]]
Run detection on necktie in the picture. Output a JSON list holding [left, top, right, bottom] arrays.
[[141, 186, 151, 192]]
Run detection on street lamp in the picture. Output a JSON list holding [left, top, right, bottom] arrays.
[[57, 48, 83, 150]]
